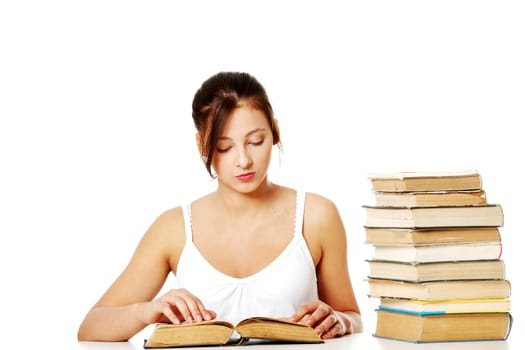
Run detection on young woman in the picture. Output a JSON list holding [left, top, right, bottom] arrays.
[[77, 72, 361, 342]]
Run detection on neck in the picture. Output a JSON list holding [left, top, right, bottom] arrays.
[[215, 180, 277, 212]]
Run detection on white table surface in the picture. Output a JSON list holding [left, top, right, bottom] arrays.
[[73, 332, 515, 350]]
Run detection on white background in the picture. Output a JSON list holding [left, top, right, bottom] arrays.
[[1, 0, 524, 347]]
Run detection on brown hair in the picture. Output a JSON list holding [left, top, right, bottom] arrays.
[[192, 72, 281, 177]]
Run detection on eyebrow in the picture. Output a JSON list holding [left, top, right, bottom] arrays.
[[218, 128, 267, 141]]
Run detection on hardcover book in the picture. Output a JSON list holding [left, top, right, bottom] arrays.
[[367, 259, 506, 282], [368, 169, 482, 192], [372, 190, 487, 207], [143, 317, 323, 348], [364, 204, 504, 229], [371, 242, 502, 263], [364, 227, 501, 245], [374, 309, 512, 342], [366, 278, 512, 301], [378, 297, 511, 315]]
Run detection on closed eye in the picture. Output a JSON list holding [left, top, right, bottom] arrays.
[[248, 136, 265, 146]]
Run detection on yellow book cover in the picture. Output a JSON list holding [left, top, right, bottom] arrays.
[[379, 298, 511, 315]]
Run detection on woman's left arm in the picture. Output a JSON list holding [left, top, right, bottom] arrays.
[[289, 193, 362, 339]]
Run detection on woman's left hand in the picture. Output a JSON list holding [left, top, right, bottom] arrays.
[[288, 301, 347, 339]]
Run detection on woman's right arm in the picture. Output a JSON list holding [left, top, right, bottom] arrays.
[[77, 207, 215, 342]]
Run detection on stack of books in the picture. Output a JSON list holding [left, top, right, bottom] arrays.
[[363, 169, 513, 343]]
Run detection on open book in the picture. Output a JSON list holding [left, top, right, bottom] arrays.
[[143, 317, 323, 348]]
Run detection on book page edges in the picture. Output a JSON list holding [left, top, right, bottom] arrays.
[[367, 169, 480, 179]]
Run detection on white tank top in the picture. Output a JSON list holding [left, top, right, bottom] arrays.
[[175, 191, 319, 323]]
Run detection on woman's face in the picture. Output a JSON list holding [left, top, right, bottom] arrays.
[[211, 104, 274, 194]]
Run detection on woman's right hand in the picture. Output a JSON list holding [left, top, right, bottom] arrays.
[[140, 288, 216, 325]]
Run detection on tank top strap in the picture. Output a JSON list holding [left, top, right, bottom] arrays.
[[181, 204, 193, 242], [294, 191, 306, 237]]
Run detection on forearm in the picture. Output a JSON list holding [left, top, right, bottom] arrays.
[[77, 303, 148, 342]]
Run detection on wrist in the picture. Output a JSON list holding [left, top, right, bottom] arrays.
[[133, 302, 151, 326], [335, 311, 362, 334], [333, 311, 347, 335]]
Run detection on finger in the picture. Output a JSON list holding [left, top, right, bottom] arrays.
[[299, 314, 311, 324], [159, 302, 181, 325], [309, 304, 332, 326], [181, 290, 217, 322], [168, 296, 196, 323], [187, 298, 216, 322], [314, 313, 338, 336], [203, 309, 217, 321], [321, 320, 344, 340], [333, 312, 347, 335], [288, 304, 311, 323], [181, 294, 208, 322], [287, 314, 311, 326], [165, 290, 208, 323]]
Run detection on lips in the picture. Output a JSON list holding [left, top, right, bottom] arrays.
[[236, 172, 255, 182]]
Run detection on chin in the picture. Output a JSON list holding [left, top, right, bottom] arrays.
[[219, 174, 271, 194], [228, 181, 269, 195]]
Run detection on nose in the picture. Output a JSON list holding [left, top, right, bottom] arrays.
[[237, 148, 253, 168]]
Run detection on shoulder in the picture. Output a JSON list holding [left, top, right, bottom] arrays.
[[302, 192, 345, 263], [304, 192, 341, 225], [141, 206, 187, 258], [304, 191, 336, 207], [149, 206, 185, 235]]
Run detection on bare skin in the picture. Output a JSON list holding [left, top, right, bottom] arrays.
[[77, 105, 360, 341]]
